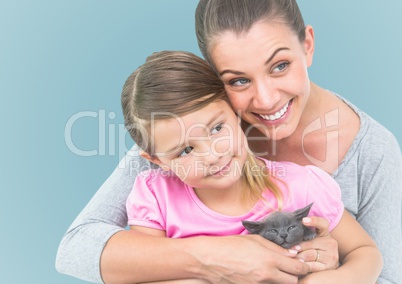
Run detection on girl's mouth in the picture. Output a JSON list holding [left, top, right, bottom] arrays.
[[258, 99, 292, 121], [210, 159, 232, 176]]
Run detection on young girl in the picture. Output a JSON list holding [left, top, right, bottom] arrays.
[[122, 50, 382, 283]]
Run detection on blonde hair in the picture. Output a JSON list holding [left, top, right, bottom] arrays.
[[122, 50, 282, 208]]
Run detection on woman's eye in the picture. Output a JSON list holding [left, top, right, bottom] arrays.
[[229, 78, 250, 86], [273, 62, 288, 73], [178, 146, 193, 157], [211, 123, 223, 134]]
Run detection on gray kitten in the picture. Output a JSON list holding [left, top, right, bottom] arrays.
[[242, 203, 316, 248]]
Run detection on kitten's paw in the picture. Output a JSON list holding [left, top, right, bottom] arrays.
[[303, 230, 316, 241]]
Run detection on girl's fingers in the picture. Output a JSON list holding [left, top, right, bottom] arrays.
[[302, 216, 330, 237]]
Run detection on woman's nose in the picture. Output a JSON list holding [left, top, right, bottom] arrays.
[[254, 80, 280, 109]]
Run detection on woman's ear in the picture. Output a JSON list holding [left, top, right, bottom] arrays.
[[140, 151, 170, 171], [304, 25, 315, 67]]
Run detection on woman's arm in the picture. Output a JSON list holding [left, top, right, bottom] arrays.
[[299, 210, 383, 284], [101, 232, 310, 284], [56, 151, 150, 283], [332, 122, 402, 284], [355, 134, 402, 284]]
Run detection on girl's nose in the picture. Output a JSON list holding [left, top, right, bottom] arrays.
[[202, 152, 220, 167], [198, 140, 222, 167]]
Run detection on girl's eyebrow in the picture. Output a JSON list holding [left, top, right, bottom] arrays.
[[219, 47, 290, 77], [161, 110, 225, 155], [204, 109, 225, 129]]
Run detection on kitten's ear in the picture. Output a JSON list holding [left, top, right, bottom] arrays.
[[293, 202, 314, 221], [242, 220, 263, 234]]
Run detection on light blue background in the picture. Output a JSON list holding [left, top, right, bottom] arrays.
[[1, 1, 401, 283]]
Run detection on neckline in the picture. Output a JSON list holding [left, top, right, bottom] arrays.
[[184, 182, 264, 221]]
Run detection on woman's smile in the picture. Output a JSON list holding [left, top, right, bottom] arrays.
[[255, 99, 293, 123]]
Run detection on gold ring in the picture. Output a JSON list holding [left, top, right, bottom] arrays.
[[315, 249, 320, 262]]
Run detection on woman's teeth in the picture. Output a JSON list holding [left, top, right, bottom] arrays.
[[259, 101, 290, 121]]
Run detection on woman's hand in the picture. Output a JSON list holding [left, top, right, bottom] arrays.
[[191, 234, 310, 284], [294, 216, 339, 273]]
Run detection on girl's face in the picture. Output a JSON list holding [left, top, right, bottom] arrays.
[[145, 100, 249, 191], [210, 21, 315, 141]]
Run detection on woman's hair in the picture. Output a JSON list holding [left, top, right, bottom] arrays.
[[122, 50, 282, 207], [195, 0, 306, 64]]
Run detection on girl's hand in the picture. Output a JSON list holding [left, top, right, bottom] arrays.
[[294, 216, 339, 273]]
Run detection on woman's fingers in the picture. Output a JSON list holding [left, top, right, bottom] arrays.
[[294, 235, 339, 271], [216, 235, 310, 283]]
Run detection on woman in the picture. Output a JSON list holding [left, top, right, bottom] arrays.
[[194, 1, 401, 283], [56, 1, 401, 283]]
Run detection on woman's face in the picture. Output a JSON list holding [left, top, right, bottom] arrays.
[[210, 21, 315, 141]]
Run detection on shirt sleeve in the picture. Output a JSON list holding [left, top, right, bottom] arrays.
[[126, 170, 165, 230], [305, 165, 345, 232], [55, 149, 154, 283], [354, 133, 402, 284]]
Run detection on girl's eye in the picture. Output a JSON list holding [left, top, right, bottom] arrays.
[[272, 62, 289, 73], [229, 78, 250, 87], [211, 123, 223, 134], [178, 146, 193, 157]]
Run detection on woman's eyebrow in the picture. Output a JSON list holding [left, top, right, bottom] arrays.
[[219, 69, 245, 77], [219, 47, 290, 77], [264, 47, 290, 65]]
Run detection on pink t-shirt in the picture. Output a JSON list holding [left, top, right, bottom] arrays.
[[126, 159, 344, 238]]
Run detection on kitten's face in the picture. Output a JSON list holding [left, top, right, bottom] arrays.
[[242, 203, 316, 248], [255, 212, 305, 248]]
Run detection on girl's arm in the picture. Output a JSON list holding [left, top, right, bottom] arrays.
[[299, 210, 383, 284]]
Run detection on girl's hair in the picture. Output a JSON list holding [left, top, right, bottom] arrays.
[[122, 50, 282, 208], [122, 51, 226, 157], [195, 0, 306, 65]]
